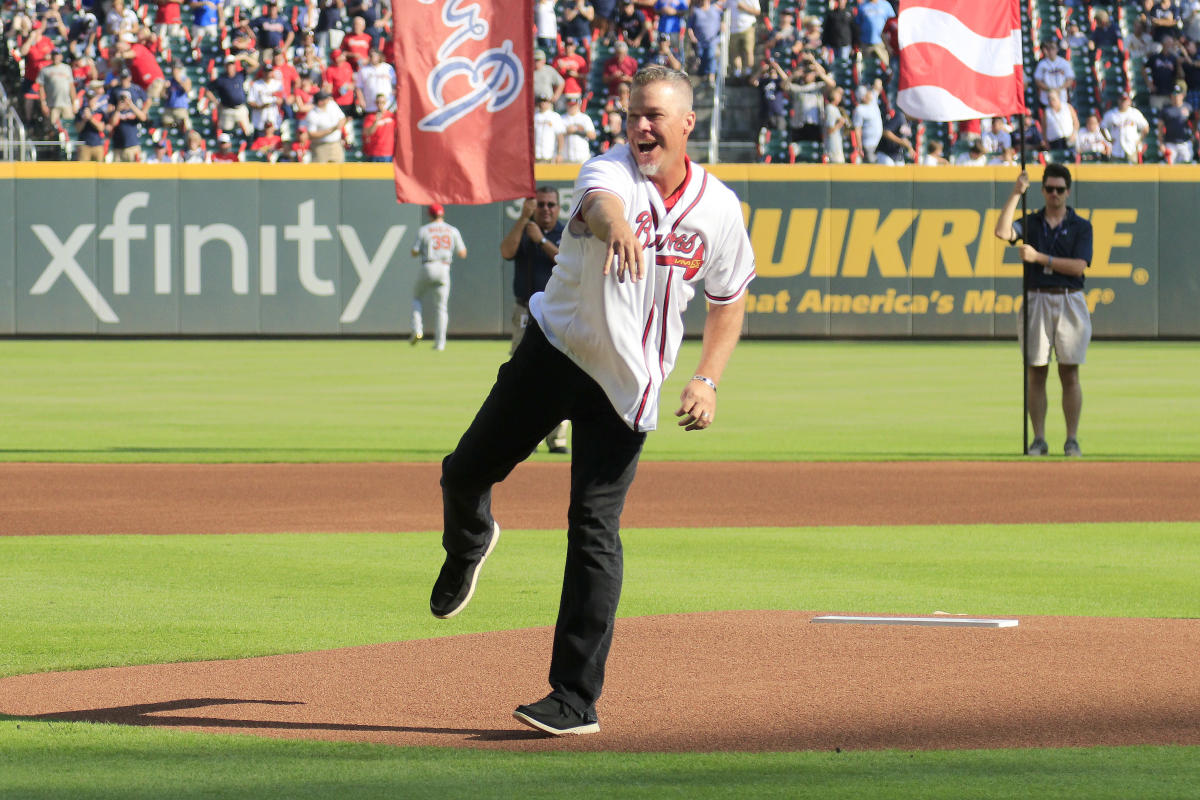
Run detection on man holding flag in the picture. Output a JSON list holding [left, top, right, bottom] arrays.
[[993, 166, 1093, 458], [897, 0, 1070, 455]]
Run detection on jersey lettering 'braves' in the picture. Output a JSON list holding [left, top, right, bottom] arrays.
[[530, 144, 756, 432], [414, 220, 467, 264]]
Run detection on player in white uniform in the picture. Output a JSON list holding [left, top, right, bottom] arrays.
[[410, 203, 467, 350], [429, 66, 755, 736]]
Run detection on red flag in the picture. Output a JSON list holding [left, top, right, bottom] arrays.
[[896, 0, 1027, 121], [392, 0, 534, 205]]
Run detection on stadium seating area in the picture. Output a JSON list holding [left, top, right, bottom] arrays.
[[1, 0, 1198, 164]]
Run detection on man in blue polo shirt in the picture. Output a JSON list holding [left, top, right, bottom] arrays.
[[994, 164, 1094, 458]]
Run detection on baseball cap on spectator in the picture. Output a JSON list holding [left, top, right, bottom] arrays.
[[565, 93, 581, 104], [533, 49, 546, 62], [314, 90, 331, 101], [1173, 83, 1186, 94], [428, 203, 444, 218], [217, 132, 232, 143]]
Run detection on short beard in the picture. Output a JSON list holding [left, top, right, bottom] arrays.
[[636, 159, 661, 177]]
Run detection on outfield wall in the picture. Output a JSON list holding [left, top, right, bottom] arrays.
[[2, 162, 1197, 337]]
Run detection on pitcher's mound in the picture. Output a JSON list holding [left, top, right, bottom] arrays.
[[2, 611, 1197, 752]]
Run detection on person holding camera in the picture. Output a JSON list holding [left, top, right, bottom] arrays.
[[75, 89, 108, 162], [107, 88, 148, 162]]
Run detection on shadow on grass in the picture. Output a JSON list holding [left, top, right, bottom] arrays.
[[24, 698, 546, 743]]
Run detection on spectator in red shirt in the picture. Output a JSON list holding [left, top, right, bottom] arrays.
[[341, 15, 373, 69], [322, 48, 357, 115], [292, 74, 319, 123], [362, 94, 395, 161], [154, 0, 184, 49], [553, 38, 589, 100], [118, 33, 168, 102], [602, 41, 638, 97], [271, 50, 300, 100], [211, 132, 242, 161], [282, 129, 312, 162], [19, 22, 59, 119], [250, 120, 284, 160]]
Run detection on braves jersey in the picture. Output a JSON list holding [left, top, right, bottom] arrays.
[[414, 221, 466, 264], [530, 144, 756, 432]]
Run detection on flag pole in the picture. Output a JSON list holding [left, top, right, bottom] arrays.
[[1019, 115, 1028, 456], [1015, 0, 1030, 456]]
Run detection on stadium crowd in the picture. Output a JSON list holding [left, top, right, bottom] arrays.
[[1, 0, 1197, 164]]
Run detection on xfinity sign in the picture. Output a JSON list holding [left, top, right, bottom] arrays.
[[27, 193, 406, 325]]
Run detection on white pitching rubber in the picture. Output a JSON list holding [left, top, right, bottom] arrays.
[[811, 615, 1018, 628]]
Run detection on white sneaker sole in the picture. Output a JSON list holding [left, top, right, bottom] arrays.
[[433, 522, 499, 620], [512, 710, 600, 736]]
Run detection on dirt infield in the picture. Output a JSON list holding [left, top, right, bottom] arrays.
[[2, 461, 1199, 752]]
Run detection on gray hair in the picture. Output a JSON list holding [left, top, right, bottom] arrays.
[[632, 66, 693, 110]]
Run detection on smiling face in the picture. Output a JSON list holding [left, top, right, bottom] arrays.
[[626, 76, 695, 181]]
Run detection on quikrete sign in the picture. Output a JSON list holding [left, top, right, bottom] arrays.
[[740, 205, 1146, 321], [746, 206, 1139, 280]]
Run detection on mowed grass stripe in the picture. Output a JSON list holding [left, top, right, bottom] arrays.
[[1, 340, 1198, 461], [0, 721, 1197, 800], [2, 523, 1197, 678]]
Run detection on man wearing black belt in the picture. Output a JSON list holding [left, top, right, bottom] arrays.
[[500, 186, 569, 453], [994, 164, 1094, 457]]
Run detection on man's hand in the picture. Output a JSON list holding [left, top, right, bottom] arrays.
[[1020, 244, 1041, 264], [1013, 171, 1030, 195], [676, 379, 715, 431], [603, 216, 643, 282], [581, 191, 644, 282], [520, 197, 537, 219]]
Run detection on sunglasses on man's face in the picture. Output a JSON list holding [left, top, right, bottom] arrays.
[[1043, 185, 1068, 194], [537, 201, 558, 208]]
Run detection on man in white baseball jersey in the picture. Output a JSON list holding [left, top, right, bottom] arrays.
[[430, 66, 755, 736], [533, 94, 566, 163], [410, 203, 467, 351]]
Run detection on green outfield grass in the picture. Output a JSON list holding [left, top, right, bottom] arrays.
[[2, 339, 1198, 461], [2, 526, 1198, 798], [3, 525, 1199, 677]]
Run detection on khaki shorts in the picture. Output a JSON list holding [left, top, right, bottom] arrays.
[[219, 104, 250, 131], [1018, 290, 1092, 366], [114, 146, 143, 163], [311, 141, 345, 163], [160, 106, 192, 128], [76, 144, 106, 162]]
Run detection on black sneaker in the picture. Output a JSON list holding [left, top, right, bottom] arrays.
[[429, 522, 499, 619], [513, 695, 599, 736], [1064, 438, 1082, 457], [1026, 437, 1049, 456]]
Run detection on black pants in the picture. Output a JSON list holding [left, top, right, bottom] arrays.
[[440, 320, 646, 715]]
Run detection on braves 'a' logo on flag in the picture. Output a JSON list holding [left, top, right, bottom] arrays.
[[416, 0, 524, 132], [393, 0, 535, 206], [896, 0, 1027, 121]]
